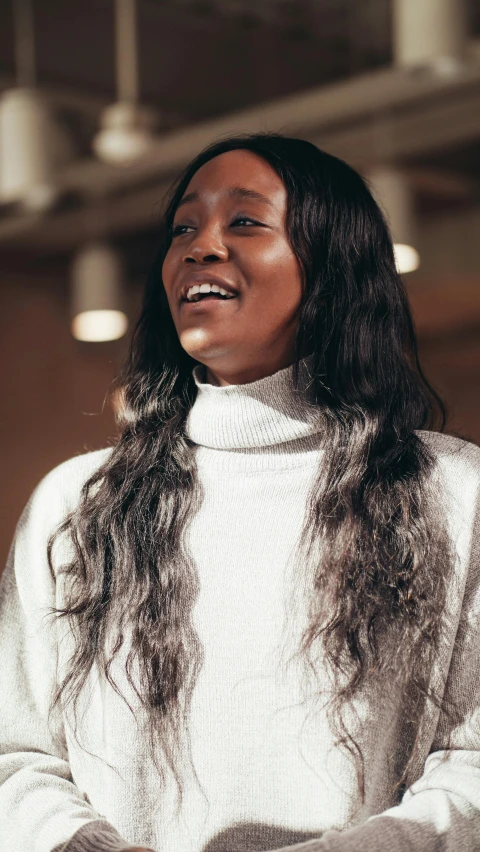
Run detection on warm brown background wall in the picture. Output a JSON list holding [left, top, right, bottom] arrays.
[[0, 254, 140, 569], [1, 256, 479, 571]]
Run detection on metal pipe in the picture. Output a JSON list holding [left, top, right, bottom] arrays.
[[13, 0, 36, 87], [115, 0, 139, 103]]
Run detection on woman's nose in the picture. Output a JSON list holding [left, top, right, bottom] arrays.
[[182, 230, 229, 264]]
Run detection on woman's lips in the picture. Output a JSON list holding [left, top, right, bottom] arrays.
[[181, 294, 239, 310]]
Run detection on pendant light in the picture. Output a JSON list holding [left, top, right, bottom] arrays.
[[71, 241, 128, 342], [93, 0, 159, 165], [367, 167, 420, 275], [393, 0, 467, 77], [0, 0, 73, 210]]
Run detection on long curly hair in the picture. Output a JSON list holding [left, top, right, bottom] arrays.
[[47, 133, 461, 814]]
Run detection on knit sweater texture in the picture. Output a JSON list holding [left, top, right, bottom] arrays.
[[1, 354, 480, 852]]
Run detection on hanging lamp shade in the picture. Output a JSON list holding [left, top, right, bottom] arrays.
[[367, 167, 420, 275], [93, 101, 159, 166], [0, 1, 72, 209], [71, 241, 128, 342], [93, 0, 160, 165], [0, 87, 70, 210], [393, 0, 466, 76]]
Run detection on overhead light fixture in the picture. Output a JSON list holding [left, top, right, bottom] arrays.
[[93, 101, 158, 165], [393, 0, 466, 77], [367, 166, 420, 275], [0, 0, 73, 211], [0, 88, 72, 211], [71, 241, 129, 342], [93, 0, 160, 165], [391, 244, 420, 276]]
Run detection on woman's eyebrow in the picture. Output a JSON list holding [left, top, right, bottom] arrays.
[[176, 186, 274, 210], [228, 187, 274, 206]]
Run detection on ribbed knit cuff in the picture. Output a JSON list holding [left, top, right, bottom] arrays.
[[53, 819, 139, 852]]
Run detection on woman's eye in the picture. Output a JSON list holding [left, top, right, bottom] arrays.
[[170, 217, 262, 237], [171, 224, 192, 237], [232, 217, 261, 227]]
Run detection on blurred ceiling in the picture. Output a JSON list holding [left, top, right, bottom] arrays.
[[0, 0, 479, 257], [0, 0, 396, 133]]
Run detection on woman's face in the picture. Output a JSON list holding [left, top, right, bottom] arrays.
[[162, 149, 305, 386]]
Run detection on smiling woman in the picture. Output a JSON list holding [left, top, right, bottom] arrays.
[[162, 148, 306, 386], [1, 133, 480, 852]]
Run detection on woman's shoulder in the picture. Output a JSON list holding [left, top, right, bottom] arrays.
[[415, 429, 480, 461], [6, 448, 115, 586], [22, 447, 114, 527], [415, 429, 480, 490], [41, 446, 113, 481], [36, 445, 113, 491]]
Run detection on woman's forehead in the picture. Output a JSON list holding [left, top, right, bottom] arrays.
[[180, 149, 286, 206]]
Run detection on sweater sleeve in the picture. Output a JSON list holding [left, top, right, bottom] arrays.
[[0, 464, 135, 852], [271, 465, 480, 852]]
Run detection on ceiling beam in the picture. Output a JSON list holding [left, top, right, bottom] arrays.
[[53, 38, 480, 198], [0, 40, 480, 246]]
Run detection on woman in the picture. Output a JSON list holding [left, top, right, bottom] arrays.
[[1, 133, 480, 852]]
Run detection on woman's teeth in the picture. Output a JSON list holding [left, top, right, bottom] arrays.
[[186, 283, 236, 301]]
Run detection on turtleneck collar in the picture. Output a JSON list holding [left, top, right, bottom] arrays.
[[184, 354, 323, 451]]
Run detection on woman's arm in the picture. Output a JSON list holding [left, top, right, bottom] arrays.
[[0, 468, 135, 852], [268, 479, 480, 852]]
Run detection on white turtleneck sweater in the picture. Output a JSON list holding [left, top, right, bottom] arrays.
[[1, 356, 480, 852]]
